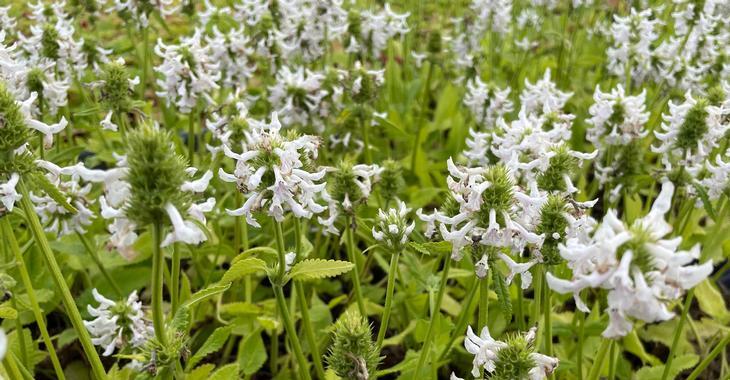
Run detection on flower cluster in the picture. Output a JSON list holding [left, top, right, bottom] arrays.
[[84, 288, 153, 356]]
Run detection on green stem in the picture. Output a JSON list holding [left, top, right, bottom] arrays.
[[661, 290, 694, 380], [171, 243, 180, 315], [360, 112, 372, 164], [410, 61, 433, 173], [188, 109, 196, 165], [2, 218, 66, 380], [587, 339, 612, 380], [437, 279, 479, 361], [686, 333, 730, 380], [412, 256, 451, 379], [273, 285, 312, 380], [608, 340, 617, 380], [516, 275, 525, 331], [376, 250, 401, 348], [140, 25, 149, 98], [345, 216, 367, 316], [531, 266, 543, 327], [3, 353, 25, 380], [577, 311, 585, 380], [18, 180, 107, 379], [295, 282, 326, 380], [151, 222, 168, 346], [478, 275, 489, 329], [543, 267, 553, 357], [78, 232, 122, 298]]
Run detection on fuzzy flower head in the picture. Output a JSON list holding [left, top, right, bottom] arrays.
[[464, 77, 513, 128], [220, 112, 326, 227], [83, 288, 153, 356], [267, 65, 328, 130], [155, 29, 221, 114], [372, 200, 415, 252], [606, 8, 660, 85], [325, 311, 381, 380], [464, 326, 558, 379], [546, 180, 714, 338], [653, 91, 730, 170], [100, 124, 215, 256], [587, 85, 649, 149], [95, 59, 139, 117]]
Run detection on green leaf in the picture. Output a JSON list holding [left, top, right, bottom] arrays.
[[692, 183, 717, 221], [171, 305, 191, 332], [186, 326, 232, 370], [0, 304, 17, 319], [408, 241, 452, 256], [492, 269, 512, 320], [289, 259, 354, 282], [182, 283, 231, 310], [634, 354, 698, 380], [695, 280, 730, 323], [238, 331, 267, 375], [187, 364, 216, 380], [209, 363, 239, 380], [623, 330, 661, 365], [219, 257, 267, 284], [231, 247, 278, 264]]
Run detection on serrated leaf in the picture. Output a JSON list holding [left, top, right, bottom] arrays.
[[238, 331, 267, 375], [171, 307, 191, 333], [408, 241, 452, 256], [634, 354, 698, 380], [186, 326, 232, 370], [187, 364, 215, 380], [695, 279, 730, 323], [492, 269, 512, 320], [289, 259, 354, 282], [219, 257, 267, 284], [209, 363, 239, 380], [231, 247, 278, 264]]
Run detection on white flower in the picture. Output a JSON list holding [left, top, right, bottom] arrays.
[[18, 92, 67, 148], [220, 112, 327, 227], [699, 152, 730, 201], [84, 289, 153, 356], [606, 8, 660, 85], [546, 180, 714, 338], [371, 200, 416, 251], [464, 325, 558, 378], [358, 4, 410, 56], [470, 0, 512, 35], [464, 325, 507, 376], [100, 111, 118, 131], [0, 172, 21, 212], [520, 69, 572, 115], [587, 85, 649, 149], [463, 77, 513, 128], [267, 66, 328, 130], [30, 177, 95, 236], [154, 29, 221, 114], [653, 90, 730, 168]]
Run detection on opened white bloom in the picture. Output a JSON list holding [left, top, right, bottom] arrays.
[[100, 111, 118, 131], [372, 200, 416, 251], [267, 66, 328, 129], [31, 176, 95, 237], [220, 112, 326, 227], [18, 92, 68, 148], [520, 69, 572, 115], [358, 4, 410, 56], [606, 8, 660, 85], [653, 90, 730, 169], [84, 289, 153, 356], [465, 325, 558, 379], [587, 85, 649, 148], [699, 152, 730, 201], [546, 180, 714, 338], [0, 172, 21, 212], [464, 77, 513, 128], [155, 28, 221, 113]]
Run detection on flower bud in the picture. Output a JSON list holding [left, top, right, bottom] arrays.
[[326, 311, 380, 380]]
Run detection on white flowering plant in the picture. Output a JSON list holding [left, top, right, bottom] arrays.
[[0, 1, 729, 380]]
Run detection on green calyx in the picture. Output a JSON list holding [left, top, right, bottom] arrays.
[[326, 311, 381, 380], [41, 24, 60, 60], [101, 61, 133, 115], [124, 123, 191, 226], [536, 195, 569, 266], [617, 224, 656, 276], [675, 98, 709, 152], [329, 161, 365, 208], [489, 334, 537, 380], [0, 83, 36, 177], [379, 159, 404, 203], [476, 165, 514, 227], [537, 144, 579, 193]]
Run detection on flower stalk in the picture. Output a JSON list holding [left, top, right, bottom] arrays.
[[18, 180, 107, 380], [376, 249, 400, 348]]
